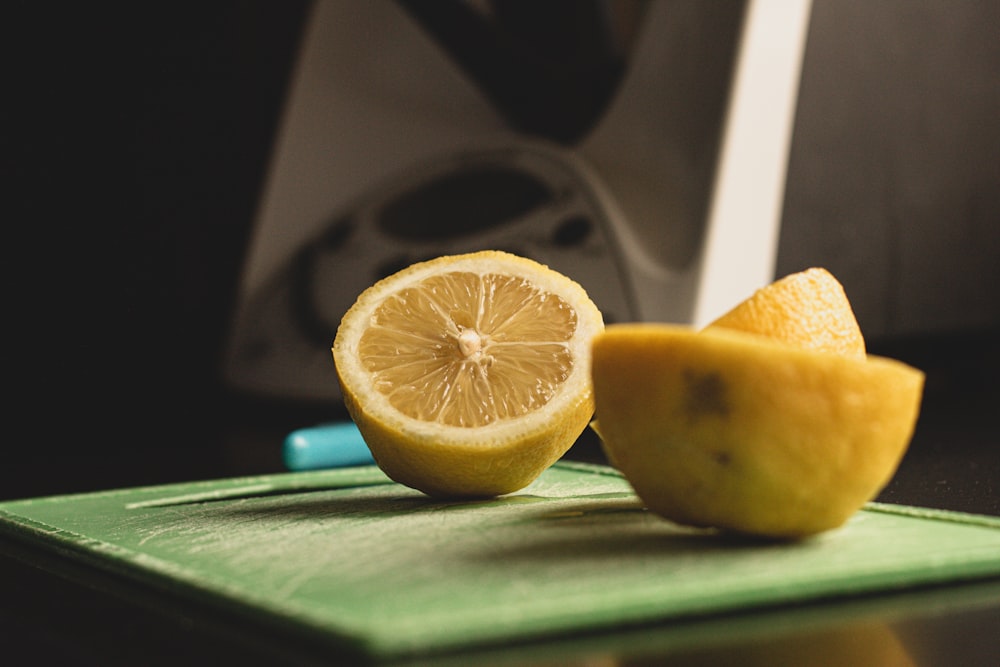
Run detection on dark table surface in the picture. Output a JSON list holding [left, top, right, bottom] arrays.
[[2, 332, 999, 666]]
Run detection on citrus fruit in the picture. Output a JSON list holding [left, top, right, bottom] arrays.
[[591, 324, 924, 538], [705, 267, 866, 359], [332, 251, 604, 498]]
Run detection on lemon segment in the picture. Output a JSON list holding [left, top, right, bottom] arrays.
[[591, 324, 924, 538], [333, 251, 604, 498], [706, 267, 866, 359]]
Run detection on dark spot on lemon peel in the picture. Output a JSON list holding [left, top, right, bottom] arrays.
[[682, 369, 730, 420], [710, 450, 732, 466]]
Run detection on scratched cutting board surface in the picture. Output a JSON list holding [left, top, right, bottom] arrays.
[[3, 461, 1000, 659]]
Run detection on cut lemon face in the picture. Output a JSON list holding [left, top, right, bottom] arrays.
[[592, 325, 924, 538], [332, 251, 604, 497], [705, 267, 866, 359]]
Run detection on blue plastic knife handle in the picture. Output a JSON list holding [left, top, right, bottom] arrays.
[[283, 422, 375, 471]]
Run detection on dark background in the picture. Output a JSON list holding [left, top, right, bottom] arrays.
[[4, 2, 313, 498]]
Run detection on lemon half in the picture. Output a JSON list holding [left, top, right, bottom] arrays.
[[333, 251, 604, 497], [592, 325, 924, 538]]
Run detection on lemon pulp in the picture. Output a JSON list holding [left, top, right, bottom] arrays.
[[358, 272, 576, 427]]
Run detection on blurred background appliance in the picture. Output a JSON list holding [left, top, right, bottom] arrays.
[[224, 0, 814, 403]]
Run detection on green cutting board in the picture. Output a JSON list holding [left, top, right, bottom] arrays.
[[3, 461, 1000, 659]]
